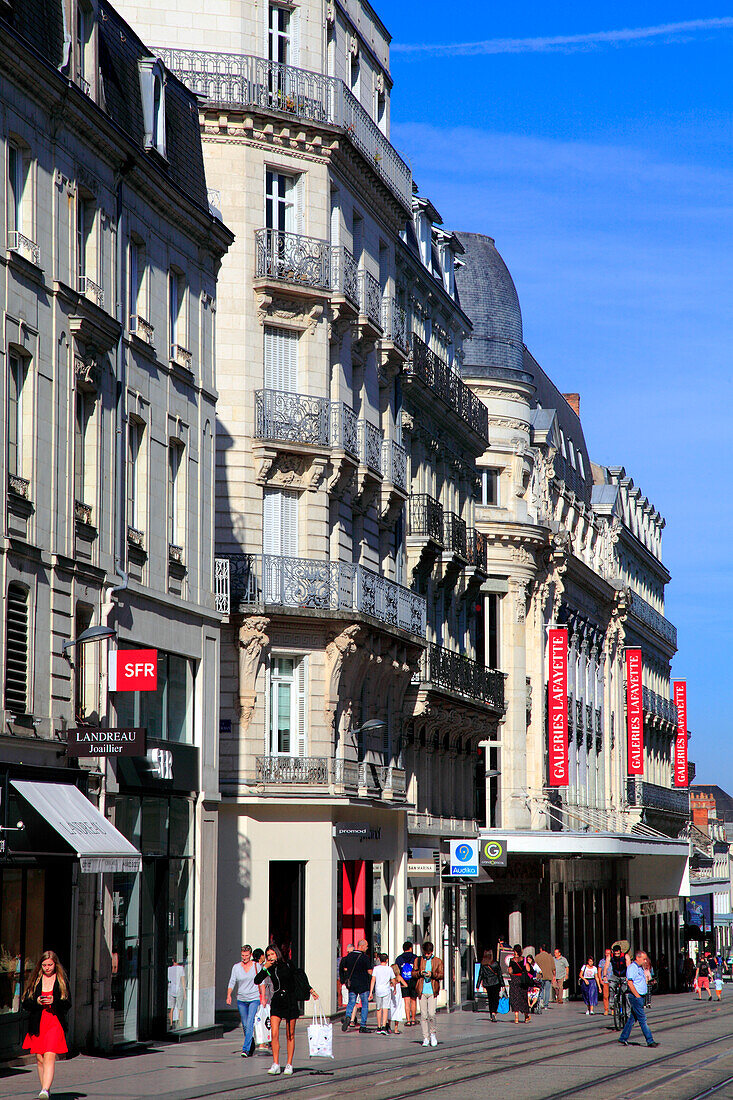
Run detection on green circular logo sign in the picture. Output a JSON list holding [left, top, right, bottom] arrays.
[[483, 840, 503, 861]]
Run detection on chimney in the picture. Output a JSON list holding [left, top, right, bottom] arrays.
[[690, 790, 716, 837], [563, 393, 580, 417]]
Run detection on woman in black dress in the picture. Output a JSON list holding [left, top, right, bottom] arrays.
[[255, 946, 318, 1077], [508, 944, 531, 1024], [477, 949, 504, 1021]]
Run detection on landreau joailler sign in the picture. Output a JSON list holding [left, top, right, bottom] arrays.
[[548, 627, 568, 787], [66, 727, 147, 757], [626, 648, 644, 775]]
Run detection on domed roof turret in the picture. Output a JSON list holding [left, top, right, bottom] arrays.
[[453, 232, 524, 376]]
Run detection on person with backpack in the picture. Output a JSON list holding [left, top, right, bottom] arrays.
[[339, 939, 372, 1033], [254, 945, 318, 1076], [392, 940, 418, 1027], [695, 953, 712, 1000], [476, 949, 504, 1021]]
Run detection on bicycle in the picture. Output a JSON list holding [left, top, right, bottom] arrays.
[[611, 978, 628, 1031]]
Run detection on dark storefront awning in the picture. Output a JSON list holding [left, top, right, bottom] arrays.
[[11, 780, 141, 873]]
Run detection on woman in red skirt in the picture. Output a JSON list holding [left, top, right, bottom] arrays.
[[21, 951, 71, 1099]]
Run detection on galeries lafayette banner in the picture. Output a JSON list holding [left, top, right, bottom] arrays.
[[548, 627, 568, 787], [626, 648, 644, 775], [673, 680, 688, 788]]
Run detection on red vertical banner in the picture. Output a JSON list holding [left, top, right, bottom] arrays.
[[626, 648, 644, 775], [673, 680, 688, 787], [548, 628, 568, 787]]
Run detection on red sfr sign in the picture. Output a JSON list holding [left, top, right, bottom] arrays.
[[109, 649, 158, 692]]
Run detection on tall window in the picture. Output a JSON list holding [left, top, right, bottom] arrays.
[[269, 656, 306, 756], [4, 583, 29, 718], [74, 603, 93, 721], [268, 3, 291, 63], [74, 389, 93, 504], [168, 440, 184, 547], [481, 468, 499, 506], [264, 326, 298, 391], [169, 268, 184, 352], [350, 52, 359, 95], [7, 143, 27, 236], [265, 170, 296, 233], [76, 3, 88, 85], [77, 194, 93, 283], [115, 649, 194, 744], [129, 237, 145, 323], [127, 417, 143, 530], [7, 352, 26, 478]]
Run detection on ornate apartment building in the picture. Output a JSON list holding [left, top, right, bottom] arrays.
[[0, 0, 230, 1053], [454, 232, 689, 984]]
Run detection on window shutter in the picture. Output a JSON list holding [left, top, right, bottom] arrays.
[[296, 657, 306, 757], [281, 490, 299, 556], [263, 487, 282, 554], [5, 584, 29, 717], [290, 6, 300, 65], [294, 174, 305, 235], [264, 2, 271, 60], [264, 326, 298, 391]]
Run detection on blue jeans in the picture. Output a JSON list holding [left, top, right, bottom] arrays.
[[344, 989, 369, 1027], [237, 999, 259, 1052], [619, 993, 654, 1045], [541, 979, 552, 1008]]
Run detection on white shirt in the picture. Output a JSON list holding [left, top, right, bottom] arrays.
[[372, 964, 393, 996], [168, 963, 185, 995]]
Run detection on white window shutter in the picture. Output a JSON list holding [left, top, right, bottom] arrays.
[[281, 490, 299, 556], [294, 174, 305, 235], [296, 658, 307, 756], [264, 3, 271, 59], [290, 7, 300, 65], [264, 326, 298, 390], [263, 487, 282, 554]]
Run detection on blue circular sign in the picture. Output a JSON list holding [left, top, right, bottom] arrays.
[[455, 843, 473, 863]]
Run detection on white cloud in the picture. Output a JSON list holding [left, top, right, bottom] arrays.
[[392, 16, 733, 56]]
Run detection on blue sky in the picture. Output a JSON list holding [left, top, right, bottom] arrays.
[[382, 3, 733, 788]]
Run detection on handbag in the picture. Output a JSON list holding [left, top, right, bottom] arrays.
[[519, 969, 532, 990], [307, 1003, 333, 1059], [253, 1004, 271, 1046], [497, 993, 510, 1015]]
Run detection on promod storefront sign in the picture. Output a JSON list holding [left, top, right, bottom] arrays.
[[626, 648, 643, 775], [548, 627, 568, 787], [673, 680, 688, 787], [66, 727, 147, 757]]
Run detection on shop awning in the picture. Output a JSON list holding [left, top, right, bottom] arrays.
[[11, 780, 141, 873]]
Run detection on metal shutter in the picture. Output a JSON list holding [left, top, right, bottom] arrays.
[[5, 583, 28, 717]]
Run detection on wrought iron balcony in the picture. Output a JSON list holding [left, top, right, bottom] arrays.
[[215, 557, 230, 614], [332, 759, 359, 789], [553, 453, 586, 498], [78, 275, 104, 308], [629, 591, 677, 649], [642, 686, 678, 725], [330, 246, 358, 304], [443, 511, 467, 558], [408, 493, 444, 544], [405, 335, 489, 441], [380, 297, 409, 353], [225, 554, 426, 635], [358, 269, 382, 329], [255, 228, 332, 290], [381, 439, 408, 492], [330, 401, 359, 459], [7, 230, 40, 266], [416, 642, 505, 711], [358, 420, 383, 474], [256, 755, 330, 784], [130, 314, 155, 345], [76, 70, 91, 95], [157, 49, 412, 209], [466, 527, 487, 571], [255, 389, 330, 447], [170, 343, 192, 369], [626, 778, 690, 816]]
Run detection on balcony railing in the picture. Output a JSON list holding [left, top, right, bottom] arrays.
[[416, 642, 505, 711], [255, 228, 331, 290], [170, 343, 192, 369], [466, 527, 487, 571], [156, 49, 412, 209], [380, 297, 409, 353], [358, 420, 383, 474], [330, 401, 359, 459], [626, 778, 690, 816], [255, 389, 330, 446], [7, 230, 40, 266], [76, 70, 91, 94], [642, 686, 678, 725], [251, 756, 406, 798], [226, 554, 426, 634], [78, 275, 104, 308], [408, 494, 443, 544], [629, 591, 677, 649], [358, 269, 382, 329], [553, 453, 586, 498], [130, 314, 155, 344], [331, 245, 359, 304], [256, 755, 330, 784], [381, 439, 408, 492], [443, 511, 467, 558], [215, 557, 230, 614], [406, 335, 489, 441]]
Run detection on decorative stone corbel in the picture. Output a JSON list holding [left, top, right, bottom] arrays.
[[324, 625, 363, 729], [236, 616, 270, 731]]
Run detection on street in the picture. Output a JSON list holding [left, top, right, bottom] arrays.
[[2, 995, 733, 1100]]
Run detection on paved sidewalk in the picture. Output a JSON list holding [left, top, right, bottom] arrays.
[[0, 995, 715, 1100]]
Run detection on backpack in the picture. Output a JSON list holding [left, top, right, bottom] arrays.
[[699, 960, 709, 978], [292, 966, 311, 1001], [400, 958, 414, 983]]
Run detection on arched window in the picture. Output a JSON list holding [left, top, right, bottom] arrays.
[[5, 583, 29, 717]]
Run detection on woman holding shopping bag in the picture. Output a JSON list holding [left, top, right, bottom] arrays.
[[255, 946, 318, 1077]]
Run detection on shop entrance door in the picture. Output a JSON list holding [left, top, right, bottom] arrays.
[[138, 861, 168, 1038], [269, 861, 305, 964]]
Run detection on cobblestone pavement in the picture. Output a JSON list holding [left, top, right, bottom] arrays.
[[2, 995, 733, 1100]]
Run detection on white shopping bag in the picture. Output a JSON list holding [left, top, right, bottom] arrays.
[[389, 985, 405, 1022], [307, 1004, 334, 1058], [253, 1004, 271, 1046]]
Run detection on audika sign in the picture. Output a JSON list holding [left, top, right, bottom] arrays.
[[449, 839, 479, 877]]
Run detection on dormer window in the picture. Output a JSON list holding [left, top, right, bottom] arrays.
[[139, 57, 167, 158], [416, 212, 431, 267]]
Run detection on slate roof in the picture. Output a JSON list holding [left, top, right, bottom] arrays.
[[452, 232, 523, 375], [693, 786, 733, 822], [1, 0, 209, 213]]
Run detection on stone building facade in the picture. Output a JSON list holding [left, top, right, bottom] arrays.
[[0, 0, 230, 1053]]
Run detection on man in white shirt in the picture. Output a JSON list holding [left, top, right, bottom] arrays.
[[369, 953, 394, 1034], [619, 951, 659, 1048], [167, 958, 186, 1029]]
